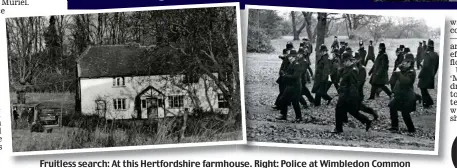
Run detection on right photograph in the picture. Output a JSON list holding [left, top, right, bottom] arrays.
[[245, 6, 443, 154]]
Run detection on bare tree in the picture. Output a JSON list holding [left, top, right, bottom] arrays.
[[367, 17, 394, 43], [7, 17, 47, 104], [315, 13, 327, 62]]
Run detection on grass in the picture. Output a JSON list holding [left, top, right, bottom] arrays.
[[245, 36, 440, 151], [10, 92, 242, 152]]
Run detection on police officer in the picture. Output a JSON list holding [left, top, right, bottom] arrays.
[[418, 39, 439, 108], [416, 41, 423, 70], [368, 43, 392, 100], [354, 52, 379, 120], [358, 40, 367, 65], [332, 52, 372, 133], [286, 42, 294, 51], [273, 49, 291, 110], [298, 47, 315, 108], [328, 48, 341, 92], [302, 46, 314, 84], [276, 50, 304, 121], [364, 40, 375, 66], [393, 45, 405, 72], [339, 41, 346, 56], [331, 36, 339, 50], [313, 45, 333, 106], [388, 54, 417, 133]]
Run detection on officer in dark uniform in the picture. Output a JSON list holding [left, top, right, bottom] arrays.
[[331, 36, 339, 50], [358, 40, 367, 65], [273, 49, 291, 110], [276, 50, 304, 121], [354, 52, 379, 120], [388, 54, 417, 133], [393, 45, 405, 72], [298, 47, 315, 108], [416, 41, 423, 70], [364, 40, 375, 66], [313, 45, 333, 106], [332, 52, 372, 133], [391, 48, 423, 104], [302, 47, 314, 84], [418, 39, 439, 108], [339, 41, 346, 56], [368, 43, 392, 100], [328, 48, 341, 91], [286, 42, 294, 51]]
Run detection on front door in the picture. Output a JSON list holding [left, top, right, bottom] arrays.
[[146, 98, 158, 119]]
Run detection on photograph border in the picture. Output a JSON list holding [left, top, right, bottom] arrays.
[[244, 5, 445, 156], [2, 2, 247, 156]]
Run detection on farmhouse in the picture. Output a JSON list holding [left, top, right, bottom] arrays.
[[76, 44, 229, 120]]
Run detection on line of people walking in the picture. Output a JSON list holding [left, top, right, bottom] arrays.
[[272, 36, 439, 135]]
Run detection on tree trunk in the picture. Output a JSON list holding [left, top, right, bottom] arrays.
[[303, 12, 314, 42], [315, 13, 327, 65], [291, 12, 299, 40]]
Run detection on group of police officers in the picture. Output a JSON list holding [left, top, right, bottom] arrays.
[[272, 36, 439, 134]]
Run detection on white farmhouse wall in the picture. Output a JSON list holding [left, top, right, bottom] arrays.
[[80, 74, 226, 119]]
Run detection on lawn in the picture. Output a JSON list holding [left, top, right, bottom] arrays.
[[245, 36, 440, 151]]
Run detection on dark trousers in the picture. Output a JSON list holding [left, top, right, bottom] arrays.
[[279, 87, 302, 119], [389, 108, 415, 132], [315, 82, 332, 106], [359, 82, 376, 116], [280, 100, 302, 119], [420, 88, 434, 106], [369, 84, 392, 99], [274, 83, 286, 107], [326, 81, 339, 92], [335, 102, 370, 132], [417, 61, 422, 69]]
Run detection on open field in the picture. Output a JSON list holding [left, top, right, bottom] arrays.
[[245, 36, 440, 151], [10, 92, 242, 152]]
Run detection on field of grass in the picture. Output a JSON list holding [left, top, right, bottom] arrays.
[[9, 92, 242, 152], [245, 36, 440, 151]]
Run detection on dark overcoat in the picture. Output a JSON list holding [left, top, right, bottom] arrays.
[[337, 66, 361, 108], [276, 57, 290, 84], [312, 53, 331, 93], [281, 60, 305, 101], [330, 57, 341, 84], [358, 48, 367, 64], [369, 51, 389, 85], [418, 50, 439, 89], [416, 46, 423, 64], [366, 45, 375, 62], [389, 69, 416, 112]]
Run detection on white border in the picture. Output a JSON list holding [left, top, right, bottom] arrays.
[[4, 2, 247, 156], [245, 5, 445, 156]]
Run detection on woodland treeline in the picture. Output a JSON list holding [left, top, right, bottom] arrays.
[[247, 9, 441, 53], [7, 7, 240, 114]]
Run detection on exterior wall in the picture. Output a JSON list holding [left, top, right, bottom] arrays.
[[80, 74, 227, 119]]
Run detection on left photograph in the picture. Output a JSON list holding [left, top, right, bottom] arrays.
[[6, 3, 245, 154]]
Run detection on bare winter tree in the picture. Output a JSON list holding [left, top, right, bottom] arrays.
[[7, 17, 47, 104]]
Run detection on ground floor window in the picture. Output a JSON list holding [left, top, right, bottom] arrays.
[[218, 94, 229, 108], [113, 98, 127, 110], [168, 95, 184, 108], [95, 100, 107, 115]]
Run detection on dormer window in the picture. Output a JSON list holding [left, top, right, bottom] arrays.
[[113, 77, 125, 87]]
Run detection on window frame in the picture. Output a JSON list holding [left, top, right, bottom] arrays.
[[218, 93, 229, 109], [113, 77, 126, 87], [168, 95, 184, 109], [113, 98, 128, 110]]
